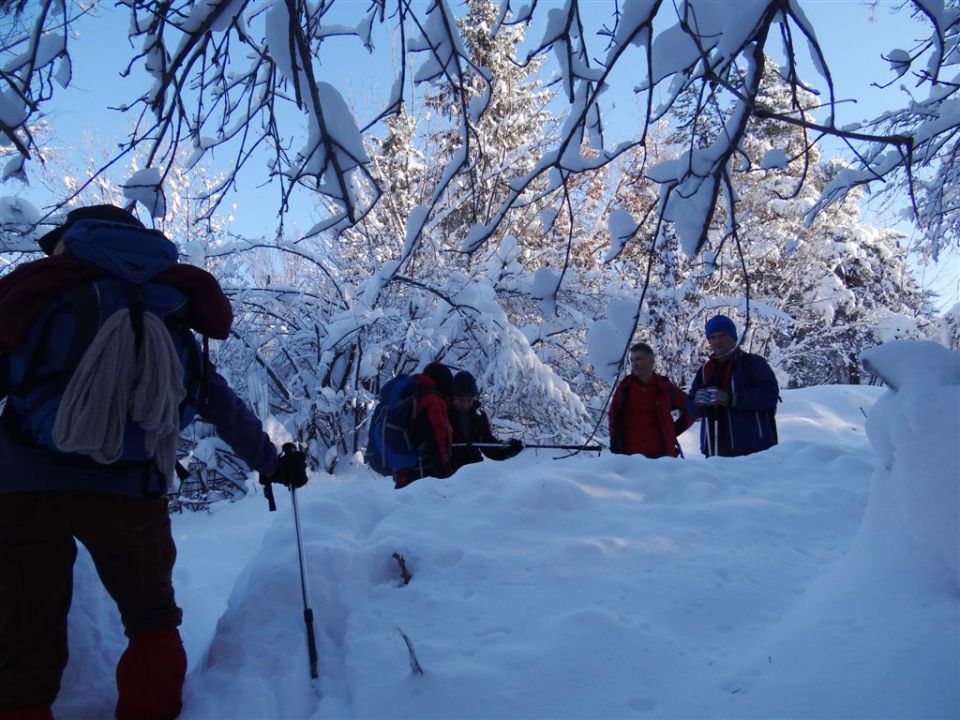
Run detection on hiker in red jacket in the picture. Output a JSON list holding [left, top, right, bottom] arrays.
[[0, 205, 307, 720], [393, 362, 455, 489], [608, 342, 695, 458]]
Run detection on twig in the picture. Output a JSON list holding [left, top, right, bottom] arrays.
[[396, 627, 424, 675], [392, 552, 412, 586]]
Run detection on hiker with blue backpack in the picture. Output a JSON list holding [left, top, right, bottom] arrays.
[[449, 370, 522, 472], [0, 205, 307, 720], [366, 362, 455, 489], [686, 314, 780, 458]]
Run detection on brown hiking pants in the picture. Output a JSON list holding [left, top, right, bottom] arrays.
[[0, 492, 183, 711]]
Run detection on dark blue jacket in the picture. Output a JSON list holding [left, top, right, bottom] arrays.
[[0, 366, 278, 496], [686, 350, 779, 457]]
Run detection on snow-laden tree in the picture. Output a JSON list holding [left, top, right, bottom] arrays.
[[0, 2, 593, 478], [421, 0, 554, 246], [199, 2, 591, 468], [3, 0, 954, 472], [5, 1, 960, 265], [587, 64, 935, 389], [687, 69, 934, 386], [938, 303, 960, 350]]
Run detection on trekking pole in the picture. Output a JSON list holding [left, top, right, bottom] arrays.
[[524, 443, 602, 452], [452, 442, 602, 453], [289, 483, 319, 680], [267, 443, 319, 680], [704, 410, 714, 458]]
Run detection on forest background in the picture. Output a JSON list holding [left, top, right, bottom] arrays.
[[1, 0, 959, 500]]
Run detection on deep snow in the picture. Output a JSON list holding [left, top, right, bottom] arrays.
[[53, 342, 959, 720]]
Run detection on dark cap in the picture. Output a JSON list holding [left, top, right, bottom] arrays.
[[37, 204, 144, 255], [452, 370, 479, 397], [422, 362, 453, 396]]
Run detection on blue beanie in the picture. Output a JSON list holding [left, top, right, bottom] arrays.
[[705, 314, 737, 341], [452, 370, 479, 397]]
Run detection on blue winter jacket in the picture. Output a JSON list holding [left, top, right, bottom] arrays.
[[685, 350, 779, 457], [0, 366, 278, 496]]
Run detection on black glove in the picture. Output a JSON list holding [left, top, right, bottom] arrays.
[[505, 438, 523, 458], [261, 443, 308, 489]]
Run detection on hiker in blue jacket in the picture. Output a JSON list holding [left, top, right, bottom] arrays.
[[686, 314, 780, 458], [0, 205, 307, 720]]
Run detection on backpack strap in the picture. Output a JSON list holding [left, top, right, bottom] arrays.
[[11, 283, 100, 403], [199, 335, 211, 404], [127, 284, 145, 355]]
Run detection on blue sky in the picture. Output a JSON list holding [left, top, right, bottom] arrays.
[[17, 1, 959, 309]]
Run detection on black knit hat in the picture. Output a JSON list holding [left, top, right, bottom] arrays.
[[452, 370, 479, 397], [422, 362, 453, 396], [37, 204, 144, 255]]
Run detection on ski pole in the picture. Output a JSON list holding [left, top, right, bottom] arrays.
[[524, 443, 602, 452], [704, 413, 713, 458], [452, 442, 602, 452], [290, 484, 320, 680]]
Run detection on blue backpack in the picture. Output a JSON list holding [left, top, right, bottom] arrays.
[[4, 219, 202, 462], [365, 375, 421, 475]]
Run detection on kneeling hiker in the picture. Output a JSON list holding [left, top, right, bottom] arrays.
[[0, 205, 308, 720], [395, 362, 455, 489], [367, 362, 455, 490], [449, 370, 522, 473]]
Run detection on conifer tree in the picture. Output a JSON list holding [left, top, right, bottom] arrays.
[[615, 64, 935, 387]]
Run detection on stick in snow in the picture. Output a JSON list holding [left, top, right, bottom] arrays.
[[392, 552, 412, 585], [396, 628, 424, 675]]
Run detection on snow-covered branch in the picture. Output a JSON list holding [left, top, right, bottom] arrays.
[[4, 0, 960, 256]]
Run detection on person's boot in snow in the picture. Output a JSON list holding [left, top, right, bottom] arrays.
[[114, 627, 186, 720]]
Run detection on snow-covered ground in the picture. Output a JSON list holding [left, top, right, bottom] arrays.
[[54, 342, 959, 719]]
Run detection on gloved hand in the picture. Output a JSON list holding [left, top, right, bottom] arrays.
[[260, 443, 308, 489], [711, 388, 730, 406], [694, 389, 712, 406], [505, 438, 523, 458]]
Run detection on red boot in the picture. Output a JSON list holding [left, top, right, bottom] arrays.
[[0, 709, 54, 720], [115, 627, 187, 720]]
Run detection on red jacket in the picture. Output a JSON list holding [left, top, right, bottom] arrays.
[[0, 255, 233, 352], [394, 374, 452, 489], [608, 373, 695, 458]]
